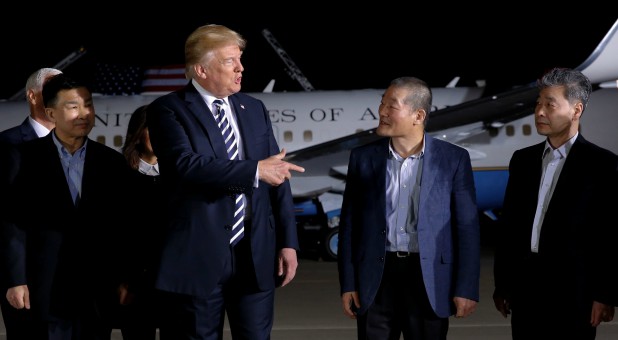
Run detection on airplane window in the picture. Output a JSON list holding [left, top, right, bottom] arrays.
[[303, 130, 312, 142], [506, 126, 515, 136], [283, 131, 293, 142], [96, 136, 106, 144], [114, 135, 123, 147], [522, 125, 532, 136]]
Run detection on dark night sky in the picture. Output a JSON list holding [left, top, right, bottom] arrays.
[[1, 8, 616, 99]]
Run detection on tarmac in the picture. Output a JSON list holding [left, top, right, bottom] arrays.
[[1, 247, 617, 339]]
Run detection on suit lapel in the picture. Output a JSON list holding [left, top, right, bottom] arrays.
[[229, 95, 256, 159], [80, 140, 97, 207], [184, 85, 229, 159], [19, 118, 38, 142], [41, 134, 76, 209], [370, 139, 389, 218], [418, 136, 439, 211], [546, 136, 585, 210]]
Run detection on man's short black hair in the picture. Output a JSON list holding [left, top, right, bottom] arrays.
[[42, 74, 90, 108]]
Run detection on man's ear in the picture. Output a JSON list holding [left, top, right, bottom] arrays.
[[26, 89, 36, 105], [194, 63, 208, 79], [45, 107, 55, 122], [415, 109, 426, 124], [573, 101, 584, 121]]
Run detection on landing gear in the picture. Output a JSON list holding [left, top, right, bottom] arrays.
[[320, 227, 338, 261]]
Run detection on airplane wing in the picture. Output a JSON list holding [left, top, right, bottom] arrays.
[[427, 84, 537, 131], [426, 83, 538, 143], [285, 129, 379, 198], [284, 84, 539, 198]]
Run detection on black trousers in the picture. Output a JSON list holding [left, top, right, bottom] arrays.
[[159, 231, 275, 340], [357, 252, 448, 340], [1, 294, 112, 340], [46, 317, 110, 340], [510, 254, 596, 340], [111, 288, 160, 340], [0, 296, 31, 340]]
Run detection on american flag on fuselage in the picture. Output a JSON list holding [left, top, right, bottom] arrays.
[[141, 64, 187, 94], [93, 63, 143, 95], [93, 63, 186, 95]]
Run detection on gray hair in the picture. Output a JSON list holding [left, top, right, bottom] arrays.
[[537, 67, 592, 113], [389, 76, 433, 119], [25, 68, 63, 93]]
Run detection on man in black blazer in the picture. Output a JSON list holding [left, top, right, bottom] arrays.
[[147, 24, 304, 340], [493, 68, 618, 340], [3, 74, 133, 340], [0, 67, 62, 340]]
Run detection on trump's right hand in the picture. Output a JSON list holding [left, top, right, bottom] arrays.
[[258, 149, 305, 186]]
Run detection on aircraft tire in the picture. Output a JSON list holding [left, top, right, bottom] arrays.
[[320, 227, 338, 261]]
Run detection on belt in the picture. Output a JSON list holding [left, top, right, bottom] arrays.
[[387, 251, 414, 258]]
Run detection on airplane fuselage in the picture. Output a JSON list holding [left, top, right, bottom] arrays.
[[1, 86, 485, 153]]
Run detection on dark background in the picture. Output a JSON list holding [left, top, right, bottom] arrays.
[[1, 8, 616, 99]]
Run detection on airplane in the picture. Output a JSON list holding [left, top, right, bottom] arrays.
[[1, 20, 617, 261], [282, 18, 618, 260], [0, 78, 484, 153]]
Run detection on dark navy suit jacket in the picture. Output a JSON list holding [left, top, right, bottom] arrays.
[[0, 117, 39, 145], [494, 135, 618, 311], [338, 136, 481, 318], [0, 118, 40, 295], [147, 83, 298, 298], [3, 133, 132, 321]]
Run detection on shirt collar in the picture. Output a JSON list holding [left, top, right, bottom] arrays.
[[138, 158, 160, 176], [388, 135, 426, 161], [28, 116, 51, 138], [192, 79, 229, 109], [51, 130, 87, 159], [543, 132, 577, 159]]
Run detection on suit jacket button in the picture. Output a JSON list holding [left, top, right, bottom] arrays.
[[379, 257, 385, 262]]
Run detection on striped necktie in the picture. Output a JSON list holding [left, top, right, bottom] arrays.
[[213, 99, 244, 245]]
